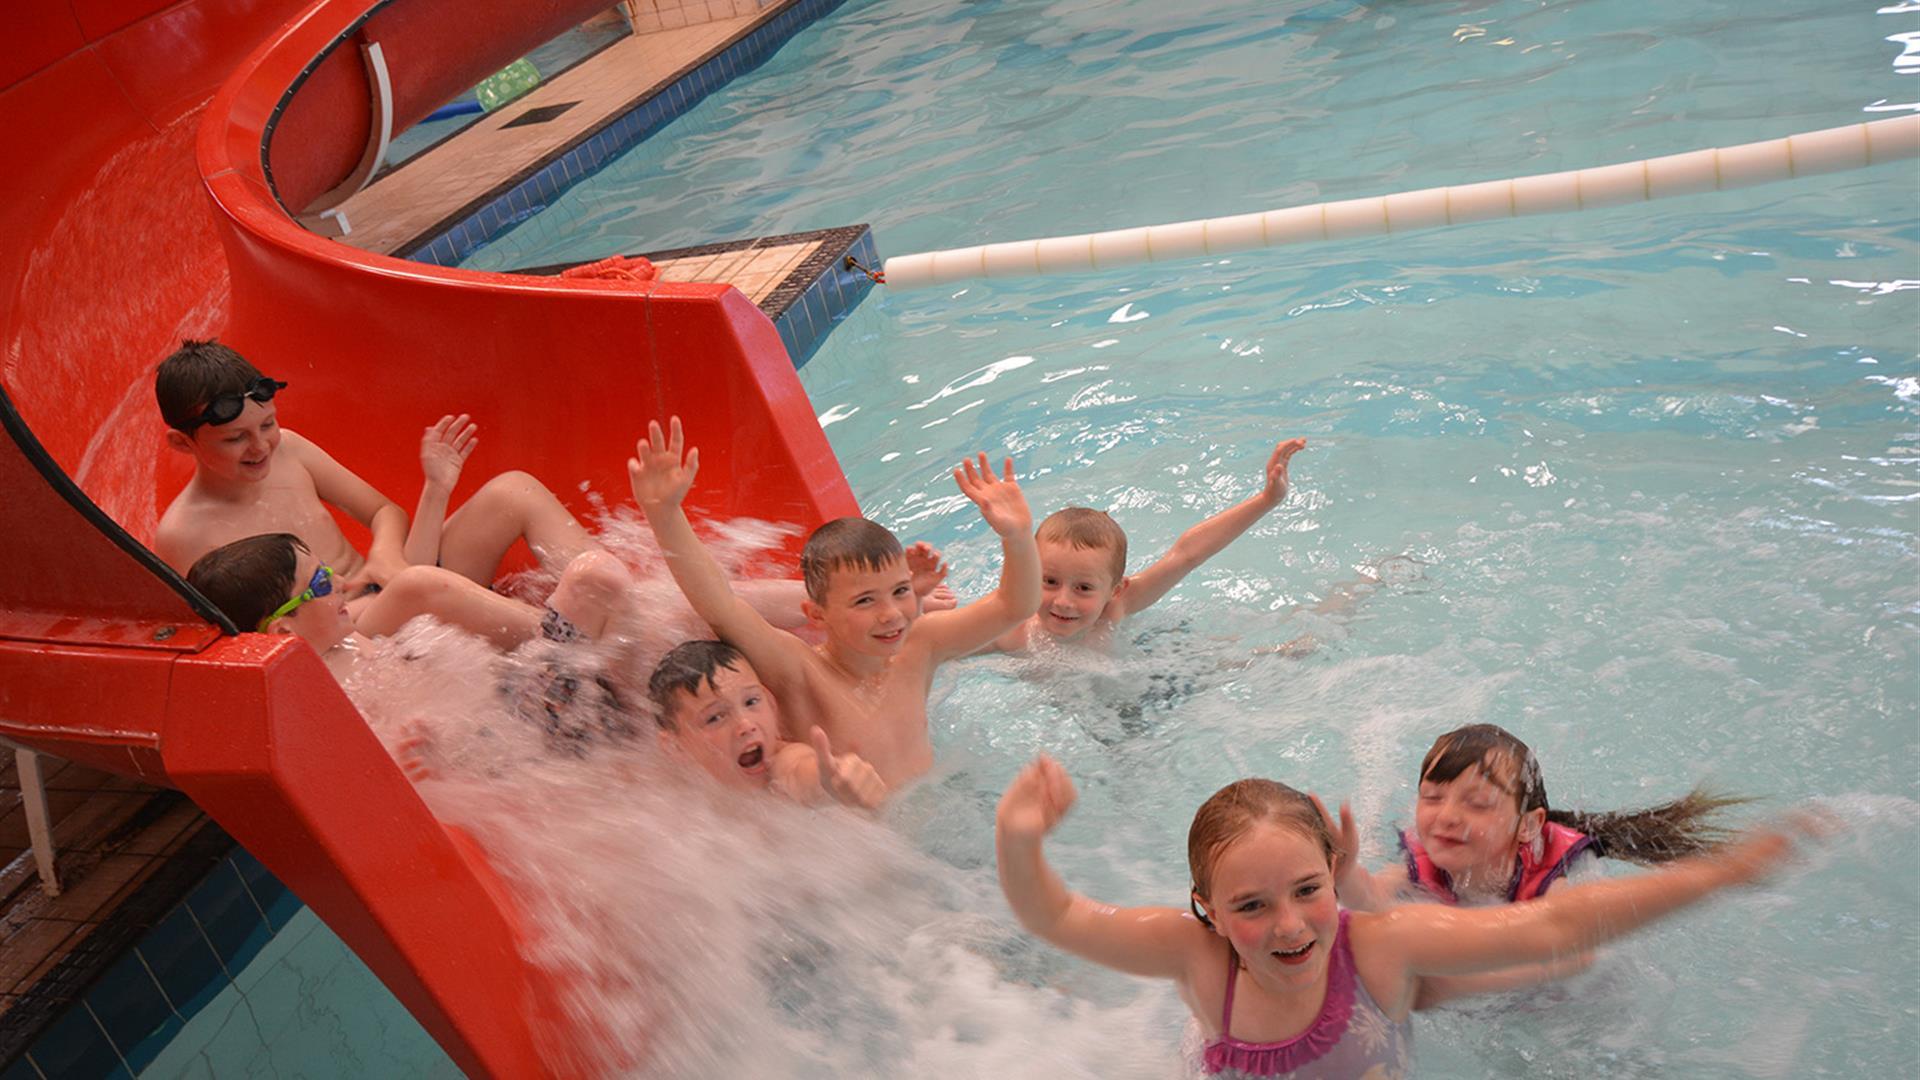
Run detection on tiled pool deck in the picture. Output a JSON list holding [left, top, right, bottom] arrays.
[[1, 756, 303, 1078], [519, 223, 882, 365], [323, 0, 873, 365], [336, 12, 761, 257]]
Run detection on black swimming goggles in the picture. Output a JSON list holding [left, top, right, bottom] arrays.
[[188, 377, 287, 430]]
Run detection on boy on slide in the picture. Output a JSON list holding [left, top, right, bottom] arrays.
[[648, 640, 887, 809], [153, 339, 596, 595], [151, 338, 921, 630], [186, 532, 632, 682]]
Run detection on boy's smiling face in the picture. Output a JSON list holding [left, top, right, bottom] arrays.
[[1036, 540, 1122, 639], [806, 556, 917, 658], [176, 398, 281, 483], [662, 660, 780, 789]]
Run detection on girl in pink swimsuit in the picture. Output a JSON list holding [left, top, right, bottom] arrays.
[[1328, 724, 1748, 911], [995, 756, 1817, 1078]]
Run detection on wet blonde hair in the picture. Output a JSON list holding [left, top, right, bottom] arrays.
[[1035, 507, 1127, 584], [1187, 778, 1337, 907]]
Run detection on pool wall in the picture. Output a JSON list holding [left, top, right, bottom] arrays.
[[5, 837, 305, 1079]]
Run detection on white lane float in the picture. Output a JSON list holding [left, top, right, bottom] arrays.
[[882, 116, 1920, 290]]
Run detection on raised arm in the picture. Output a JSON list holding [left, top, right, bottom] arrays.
[[1367, 815, 1822, 998], [1413, 951, 1595, 1010], [287, 431, 410, 590], [996, 756, 1202, 979], [1115, 437, 1307, 616], [406, 414, 478, 567], [630, 418, 812, 685], [914, 455, 1042, 661]]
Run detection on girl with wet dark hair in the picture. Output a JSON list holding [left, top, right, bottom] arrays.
[[1330, 723, 1748, 910]]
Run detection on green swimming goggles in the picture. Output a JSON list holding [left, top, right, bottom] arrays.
[[259, 564, 335, 631]]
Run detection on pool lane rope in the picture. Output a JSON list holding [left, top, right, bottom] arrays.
[[881, 115, 1920, 290]]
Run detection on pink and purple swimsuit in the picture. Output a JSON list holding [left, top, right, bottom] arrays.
[[1200, 910, 1412, 1078]]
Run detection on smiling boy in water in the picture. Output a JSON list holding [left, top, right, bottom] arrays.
[[648, 640, 886, 809], [153, 339, 598, 595], [978, 437, 1307, 654], [629, 417, 1040, 786]]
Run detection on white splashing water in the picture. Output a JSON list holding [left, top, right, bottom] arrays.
[[328, 508, 1916, 1078], [335, 517, 1192, 1078]]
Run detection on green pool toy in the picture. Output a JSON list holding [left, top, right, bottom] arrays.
[[475, 59, 541, 112]]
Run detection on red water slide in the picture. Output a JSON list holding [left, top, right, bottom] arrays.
[[0, 0, 857, 1074]]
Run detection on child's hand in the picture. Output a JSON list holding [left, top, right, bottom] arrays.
[[1311, 794, 1360, 877], [1711, 808, 1840, 887], [997, 755, 1077, 841], [811, 728, 886, 811], [395, 719, 439, 783], [628, 417, 700, 510], [420, 414, 478, 492], [1257, 437, 1309, 507], [343, 553, 405, 595], [954, 453, 1032, 537], [906, 541, 951, 600]]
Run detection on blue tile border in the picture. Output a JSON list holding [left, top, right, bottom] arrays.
[[768, 226, 878, 369], [6, 839, 308, 1080], [400, 0, 851, 267], [508, 222, 878, 371]]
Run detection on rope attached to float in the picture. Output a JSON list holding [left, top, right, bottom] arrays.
[[881, 116, 1920, 290], [560, 254, 659, 282], [844, 254, 886, 284]]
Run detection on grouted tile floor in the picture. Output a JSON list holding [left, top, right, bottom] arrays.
[[0, 756, 210, 1026], [336, 16, 755, 259]]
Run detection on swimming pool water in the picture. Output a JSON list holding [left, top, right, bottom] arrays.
[[445, 0, 1920, 1076]]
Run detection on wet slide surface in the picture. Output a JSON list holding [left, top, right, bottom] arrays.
[[0, 0, 853, 1074]]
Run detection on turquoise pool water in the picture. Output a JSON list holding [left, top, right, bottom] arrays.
[[215, 0, 1920, 1076]]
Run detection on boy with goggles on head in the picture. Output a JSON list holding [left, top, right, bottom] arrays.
[[187, 532, 635, 683], [153, 338, 600, 599], [151, 339, 888, 631]]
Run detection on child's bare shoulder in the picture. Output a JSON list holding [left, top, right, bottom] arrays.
[[153, 495, 205, 566], [991, 619, 1034, 653], [275, 428, 320, 465]]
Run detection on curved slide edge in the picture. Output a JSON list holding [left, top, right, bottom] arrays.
[[201, 0, 857, 537], [1, 0, 859, 1076], [191, 0, 862, 1074], [0, 631, 566, 1078]]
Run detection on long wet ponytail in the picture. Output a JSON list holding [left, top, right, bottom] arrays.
[[1544, 790, 1750, 864], [1420, 724, 1750, 865]]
